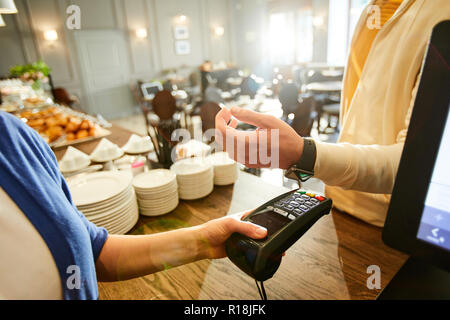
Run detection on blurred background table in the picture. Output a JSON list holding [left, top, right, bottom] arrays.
[[306, 81, 342, 94]]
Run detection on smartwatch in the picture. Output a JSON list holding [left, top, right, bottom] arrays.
[[285, 138, 317, 182]]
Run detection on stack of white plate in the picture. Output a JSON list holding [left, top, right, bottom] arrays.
[[132, 169, 179, 216], [67, 171, 138, 235], [206, 152, 238, 186], [170, 157, 214, 200]]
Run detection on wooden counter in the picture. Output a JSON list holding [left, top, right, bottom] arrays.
[[97, 171, 407, 300], [54, 125, 408, 300]]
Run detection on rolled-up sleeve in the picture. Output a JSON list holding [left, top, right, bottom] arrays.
[[313, 69, 418, 194], [314, 141, 404, 194]]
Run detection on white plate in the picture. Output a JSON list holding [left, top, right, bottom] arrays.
[[178, 185, 214, 200], [92, 197, 138, 226], [105, 204, 139, 234], [137, 194, 178, 205], [138, 197, 179, 209], [136, 189, 178, 201], [132, 169, 176, 189], [170, 157, 212, 176], [68, 171, 132, 207], [78, 185, 134, 210], [82, 192, 136, 218], [140, 199, 179, 217], [110, 211, 139, 234], [207, 152, 236, 167], [178, 179, 213, 188]]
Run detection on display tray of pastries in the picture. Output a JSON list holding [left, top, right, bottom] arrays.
[[16, 105, 111, 148]]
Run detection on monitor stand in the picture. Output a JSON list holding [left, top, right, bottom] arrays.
[[377, 257, 450, 299]]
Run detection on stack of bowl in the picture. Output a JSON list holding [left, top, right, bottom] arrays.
[[206, 152, 238, 186], [90, 138, 124, 162], [59, 146, 91, 174], [132, 169, 179, 216], [170, 157, 214, 200], [122, 134, 154, 154]]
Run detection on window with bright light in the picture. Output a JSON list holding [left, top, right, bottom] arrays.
[[296, 9, 313, 63], [268, 9, 313, 65], [268, 12, 295, 65], [327, 0, 369, 65]]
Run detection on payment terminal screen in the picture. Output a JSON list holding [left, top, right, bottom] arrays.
[[250, 209, 291, 238], [417, 106, 450, 251]]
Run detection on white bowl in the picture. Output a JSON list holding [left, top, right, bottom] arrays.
[[59, 146, 91, 173]]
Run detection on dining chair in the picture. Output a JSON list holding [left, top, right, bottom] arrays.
[[204, 85, 225, 105], [290, 95, 317, 137], [304, 69, 342, 134], [240, 76, 260, 99], [199, 101, 222, 134], [320, 103, 340, 133], [151, 90, 177, 121], [279, 82, 300, 119], [52, 87, 78, 109]]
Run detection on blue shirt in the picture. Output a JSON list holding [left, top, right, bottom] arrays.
[[0, 111, 108, 300]]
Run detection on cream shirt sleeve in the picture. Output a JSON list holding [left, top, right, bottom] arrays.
[[313, 76, 419, 195]]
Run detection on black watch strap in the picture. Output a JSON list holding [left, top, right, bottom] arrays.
[[296, 138, 317, 174], [285, 138, 317, 182]]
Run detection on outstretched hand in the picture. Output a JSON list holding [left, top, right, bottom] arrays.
[[197, 211, 267, 259], [215, 106, 304, 169]]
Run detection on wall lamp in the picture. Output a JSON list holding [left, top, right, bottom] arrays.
[[44, 29, 58, 41], [136, 28, 148, 39]]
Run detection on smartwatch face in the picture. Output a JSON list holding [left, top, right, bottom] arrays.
[[249, 209, 291, 238]]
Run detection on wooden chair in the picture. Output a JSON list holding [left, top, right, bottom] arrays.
[[52, 87, 78, 108], [278, 82, 300, 119], [152, 90, 177, 121], [304, 69, 342, 134], [320, 103, 340, 133], [290, 95, 317, 137], [199, 101, 222, 133]]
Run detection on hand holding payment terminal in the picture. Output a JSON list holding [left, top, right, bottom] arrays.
[[225, 189, 332, 291]]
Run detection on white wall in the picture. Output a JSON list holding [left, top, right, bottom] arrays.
[[229, 0, 268, 77], [0, 0, 233, 119], [0, 14, 27, 76]]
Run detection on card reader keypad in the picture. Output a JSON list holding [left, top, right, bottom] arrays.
[[270, 190, 326, 220]]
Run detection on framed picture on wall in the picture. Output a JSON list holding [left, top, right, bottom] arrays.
[[174, 40, 190, 55], [173, 25, 189, 40]]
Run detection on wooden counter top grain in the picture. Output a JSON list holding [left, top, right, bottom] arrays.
[[52, 125, 407, 300], [96, 171, 408, 300]]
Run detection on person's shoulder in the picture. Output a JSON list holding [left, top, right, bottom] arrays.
[[0, 110, 25, 127], [1, 111, 35, 139], [0, 111, 48, 153]]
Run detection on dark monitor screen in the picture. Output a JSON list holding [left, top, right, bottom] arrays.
[[382, 20, 450, 271], [145, 85, 160, 95], [416, 106, 450, 251], [141, 82, 162, 98], [249, 209, 291, 238]]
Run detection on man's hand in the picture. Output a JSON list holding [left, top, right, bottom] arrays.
[[197, 211, 267, 259], [215, 106, 304, 169]]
